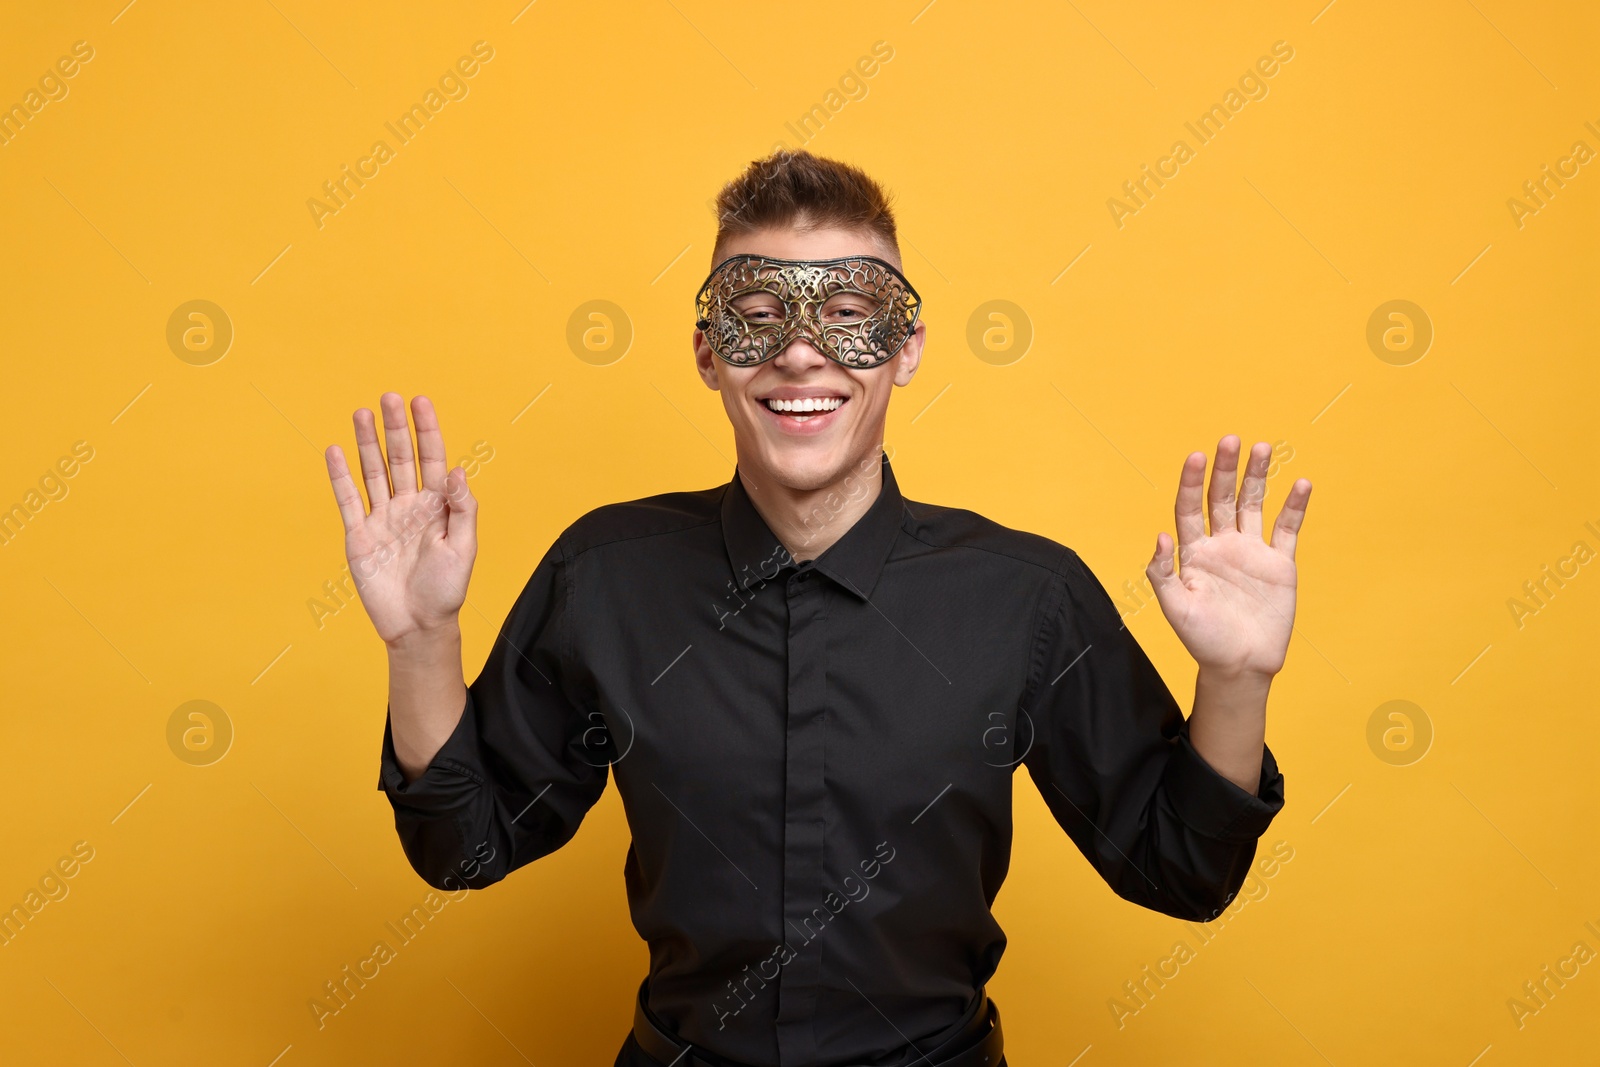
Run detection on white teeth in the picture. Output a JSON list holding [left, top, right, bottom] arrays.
[[764, 397, 844, 414]]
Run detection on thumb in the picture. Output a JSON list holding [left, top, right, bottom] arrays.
[[444, 466, 478, 553], [1146, 532, 1180, 599]]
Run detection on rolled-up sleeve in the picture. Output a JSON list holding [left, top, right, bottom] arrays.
[[1021, 547, 1284, 921], [377, 538, 610, 891]]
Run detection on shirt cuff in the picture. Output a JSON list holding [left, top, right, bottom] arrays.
[[1161, 720, 1285, 842], [377, 690, 487, 802]]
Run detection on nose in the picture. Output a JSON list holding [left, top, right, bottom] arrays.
[[771, 329, 829, 370]]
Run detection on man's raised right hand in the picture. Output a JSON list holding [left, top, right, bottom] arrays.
[[324, 393, 478, 647]]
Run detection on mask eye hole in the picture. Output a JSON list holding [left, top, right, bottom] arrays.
[[820, 292, 881, 325], [731, 293, 785, 323]]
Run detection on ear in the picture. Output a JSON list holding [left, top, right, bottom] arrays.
[[891, 321, 925, 387], [693, 327, 722, 391]]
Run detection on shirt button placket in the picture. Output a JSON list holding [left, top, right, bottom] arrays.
[[775, 567, 826, 1065]]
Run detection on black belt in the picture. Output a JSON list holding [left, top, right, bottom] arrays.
[[631, 977, 1003, 1067]]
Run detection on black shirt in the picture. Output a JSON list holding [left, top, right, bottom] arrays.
[[377, 450, 1285, 1067]]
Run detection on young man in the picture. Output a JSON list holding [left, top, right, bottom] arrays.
[[323, 149, 1312, 1067]]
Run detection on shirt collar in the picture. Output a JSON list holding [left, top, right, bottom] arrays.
[[720, 450, 904, 602]]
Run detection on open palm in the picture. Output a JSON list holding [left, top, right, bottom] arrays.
[[1146, 436, 1311, 677], [324, 393, 477, 645]]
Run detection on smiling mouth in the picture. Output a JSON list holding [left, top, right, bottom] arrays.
[[762, 396, 847, 422]]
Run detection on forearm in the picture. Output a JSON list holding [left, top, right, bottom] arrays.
[[1187, 667, 1272, 796], [386, 621, 468, 783]]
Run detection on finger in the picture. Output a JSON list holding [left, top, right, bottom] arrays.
[[444, 465, 478, 558], [1146, 530, 1181, 595], [381, 392, 418, 495], [1237, 440, 1271, 540], [352, 407, 391, 508], [412, 395, 449, 493], [1269, 478, 1313, 559], [1173, 450, 1207, 559], [324, 445, 367, 533], [1206, 434, 1241, 536]]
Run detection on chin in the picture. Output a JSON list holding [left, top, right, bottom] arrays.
[[750, 438, 860, 492], [729, 390, 886, 492]]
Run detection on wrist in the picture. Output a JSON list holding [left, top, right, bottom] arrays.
[[1195, 662, 1276, 686], [1194, 664, 1275, 713], [385, 618, 462, 656]]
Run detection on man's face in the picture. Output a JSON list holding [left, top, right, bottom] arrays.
[[693, 226, 925, 492]]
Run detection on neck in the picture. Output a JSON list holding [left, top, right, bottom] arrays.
[[737, 450, 884, 563]]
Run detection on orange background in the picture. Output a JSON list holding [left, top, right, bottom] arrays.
[[1, 1, 1597, 1063]]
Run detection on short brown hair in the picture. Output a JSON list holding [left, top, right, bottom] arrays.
[[710, 148, 900, 266]]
